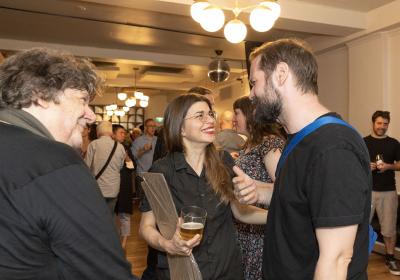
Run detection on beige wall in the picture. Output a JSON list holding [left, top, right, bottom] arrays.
[[316, 28, 400, 190], [316, 46, 349, 121], [388, 29, 400, 141], [145, 94, 168, 121], [347, 33, 388, 136], [214, 81, 250, 116], [315, 28, 400, 140]]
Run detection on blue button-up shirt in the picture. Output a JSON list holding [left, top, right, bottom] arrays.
[[131, 134, 157, 173]]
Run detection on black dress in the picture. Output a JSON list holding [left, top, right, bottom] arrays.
[[115, 146, 134, 214]]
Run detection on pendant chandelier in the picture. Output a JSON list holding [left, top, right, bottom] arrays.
[[105, 68, 150, 119], [190, 0, 281, 44], [124, 68, 149, 108]]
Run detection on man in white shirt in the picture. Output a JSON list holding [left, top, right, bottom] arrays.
[[86, 121, 126, 214]]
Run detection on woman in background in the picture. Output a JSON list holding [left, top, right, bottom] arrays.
[[113, 124, 135, 251], [233, 96, 285, 280], [139, 94, 267, 280]]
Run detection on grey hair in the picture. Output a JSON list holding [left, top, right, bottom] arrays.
[[0, 48, 103, 108]]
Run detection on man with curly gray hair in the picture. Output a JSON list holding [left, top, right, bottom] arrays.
[[0, 48, 135, 279]]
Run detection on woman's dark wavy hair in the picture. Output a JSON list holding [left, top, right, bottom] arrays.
[[233, 96, 285, 148], [164, 94, 234, 203], [0, 48, 103, 108]]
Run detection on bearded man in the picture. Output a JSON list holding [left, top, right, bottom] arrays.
[[364, 110, 400, 275], [232, 39, 371, 280]]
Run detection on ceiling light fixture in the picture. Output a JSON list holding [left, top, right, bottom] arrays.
[[190, 0, 281, 44], [134, 91, 143, 100], [200, 5, 225, 32], [191, 0, 210, 23], [130, 68, 150, 108], [117, 92, 127, 101], [125, 97, 136, 107], [107, 68, 150, 112], [208, 50, 230, 83]]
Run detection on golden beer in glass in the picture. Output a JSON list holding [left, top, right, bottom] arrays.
[[180, 206, 207, 241]]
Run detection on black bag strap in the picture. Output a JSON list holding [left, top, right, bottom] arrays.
[[95, 141, 118, 180]]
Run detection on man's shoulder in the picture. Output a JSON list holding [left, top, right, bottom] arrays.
[[313, 122, 361, 141], [386, 136, 400, 144], [0, 122, 79, 158], [0, 123, 85, 187], [132, 135, 146, 145], [305, 124, 368, 157], [364, 135, 399, 145], [363, 135, 373, 141]]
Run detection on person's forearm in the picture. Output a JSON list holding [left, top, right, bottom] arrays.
[[313, 254, 352, 280], [231, 200, 267, 224], [391, 162, 400, 171], [255, 181, 274, 206], [139, 224, 169, 252]]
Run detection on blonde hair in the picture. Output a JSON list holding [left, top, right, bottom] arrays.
[[96, 121, 113, 137]]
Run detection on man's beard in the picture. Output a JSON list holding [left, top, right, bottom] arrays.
[[374, 128, 387, 137], [252, 84, 282, 124]]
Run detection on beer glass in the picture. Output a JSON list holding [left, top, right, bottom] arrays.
[[180, 206, 207, 241], [376, 154, 384, 173]]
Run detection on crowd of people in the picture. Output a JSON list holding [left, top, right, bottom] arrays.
[[0, 38, 399, 280]]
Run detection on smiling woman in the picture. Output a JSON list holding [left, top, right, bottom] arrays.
[[162, 94, 233, 201], [138, 94, 267, 280]]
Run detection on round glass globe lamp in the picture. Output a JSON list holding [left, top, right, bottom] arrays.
[[224, 19, 247, 43], [190, 1, 210, 23], [200, 5, 225, 32]]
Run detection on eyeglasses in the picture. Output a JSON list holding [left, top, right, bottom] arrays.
[[185, 110, 217, 122]]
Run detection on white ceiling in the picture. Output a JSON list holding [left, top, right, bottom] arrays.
[[296, 0, 394, 12], [0, 0, 398, 102]]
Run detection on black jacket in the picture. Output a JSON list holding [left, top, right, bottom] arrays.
[[0, 122, 132, 279]]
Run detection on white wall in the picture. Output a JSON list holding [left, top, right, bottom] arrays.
[[316, 28, 400, 191], [388, 29, 400, 141], [347, 33, 388, 136], [316, 46, 349, 120], [214, 80, 250, 116], [145, 94, 168, 121]]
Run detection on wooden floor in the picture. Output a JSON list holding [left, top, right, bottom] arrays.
[[126, 202, 399, 279]]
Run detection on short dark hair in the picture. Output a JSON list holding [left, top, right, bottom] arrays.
[[0, 48, 103, 109], [88, 123, 98, 141], [112, 124, 126, 133], [187, 86, 212, 96], [250, 38, 318, 95], [372, 110, 390, 123], [144, 118, 155, 126]]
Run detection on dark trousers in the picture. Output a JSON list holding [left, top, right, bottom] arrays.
[[156, 268, 170, 280], [141, 246, 158, 280]]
